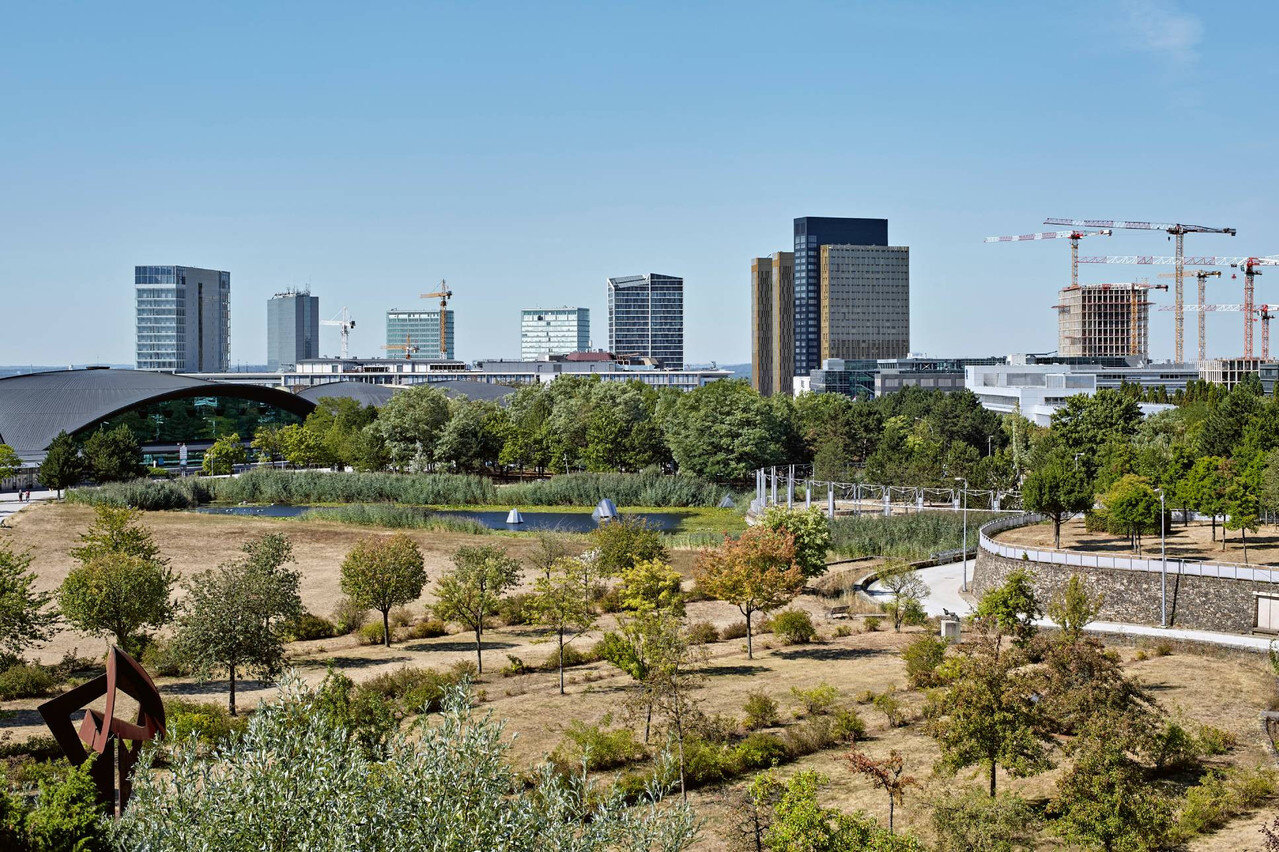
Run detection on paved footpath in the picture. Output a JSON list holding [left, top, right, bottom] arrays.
[[867, 560, 1277, 654], [0, 487, 55, 526]]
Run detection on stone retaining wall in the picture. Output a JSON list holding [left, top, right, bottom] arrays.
[[974, 542, 1272, 634]]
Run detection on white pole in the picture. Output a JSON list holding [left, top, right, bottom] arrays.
[[1161, 491, 1167, 627], [771, 467, 777, 505], [805, 480, 811, 509], [827, 482, 834, 518], [786, 474, 794, 509], [960, 479, 969, 592]]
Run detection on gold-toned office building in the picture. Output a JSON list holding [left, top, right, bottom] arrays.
[[819, 245, 910, 361], [751, 252, 794, 396]]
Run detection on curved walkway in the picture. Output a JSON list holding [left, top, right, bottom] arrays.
[[868, 561, 1277, 654], [0, 487, 54, 526]]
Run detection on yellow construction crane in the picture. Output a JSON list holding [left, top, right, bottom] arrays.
[[420, 279, 453, 358], [383, 334, 420, 360]]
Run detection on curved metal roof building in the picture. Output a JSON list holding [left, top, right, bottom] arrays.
[[296, 381, 399, 407], [0, 368, 314, 463]]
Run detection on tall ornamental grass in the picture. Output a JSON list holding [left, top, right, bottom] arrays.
[[67, 479, 210, 511], [205, 469, 499, 506], [829, 511, 1000, 561], [502, 472, 734, 508], [300, 505, 490, 535]]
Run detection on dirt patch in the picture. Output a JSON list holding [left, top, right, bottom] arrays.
[[997, 516, 1279, 566]]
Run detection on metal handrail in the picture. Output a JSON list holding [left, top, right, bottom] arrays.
[[977, 514, 1279, 585]]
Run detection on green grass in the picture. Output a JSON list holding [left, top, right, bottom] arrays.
[[829, 511, 1000, 561]]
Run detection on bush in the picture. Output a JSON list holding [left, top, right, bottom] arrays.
[[140, 638, 192, 677], [791, 683, 839, 717], [331, 597, 369, 634], [553, 716, 648, 772], [685, 621, 720, 645], [361, 666, 466, 714], [902, 634, 949, 689], [681, 737, 736, 787], [733, 732, 788, 770], [283, 611, 339, 642], [863, 615, 883, 632], [830, 708, 867, 743], [165, 697, 250, 746], [0, 734, 62, 761], [0, 662, 57, 700], [1174, 768, 1279, 841], [781, 715, 837, 757], [539, 643, 600, 672], [24, 757, 111, 852], [721, 621, 748, 641], [358, 621, 388, 645], [930, 787, 1038, 852], [498, 593, 538, 627], [1195, 724, 1235, 756], [403, 617, 448, 640], [501, 655, 531, 676], [743, 692, 781, 730], [771, 609, 817, 645], [899, 598, 929, 627], [834, 625, 852, 638], [1151, 719, 1202, 772], [873, 691, 905, 727]]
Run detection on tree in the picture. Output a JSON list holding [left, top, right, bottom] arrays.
[[59, 553, 173, 655], [1048, 718, 1171, 852], [660, 380, 794, 479], [758, 506, 832, 578], [617, 557, 684, 614], [763, 771, 924, 852], [37, 430, 83, 496], [434, 545, 521, 673], [928, 630, 1052, 797], [1224, 465, 1261, 560], [278, 423, 330, 468], [530, 557, 595, 694], [589, 516, 668, 575], [82, 424, 144, 483], [436, 399, 506, 473], [174, 533, 303, 714], [1188, 456, 1229, 541], [876, 560, 928, 632], [643, 612, 704, 801], [115, 680, 698, 851], [1046, 574, 1101, 642], [0, 543, 59, 659], [1037, 637, 1153, 736], [61, 505, 173, 655], [340, 534, 427, 647], [202, 432, 247, 475], [696, 527, 804, 659], [366, 384, 450, 471], [0, 444, 20, 484], [1021, 450, 1092, 547], [251, 424, 284, 464], [1049, 390, 1141, 479], [1097, 474, 1159, 553], [598, 610, 668, 743], [974, 569, 1041, 648], [846, 749, 915, 835]]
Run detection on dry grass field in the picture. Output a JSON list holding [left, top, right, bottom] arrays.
[[3, 501, 1279, 849], [998, 515, 1279, 566]]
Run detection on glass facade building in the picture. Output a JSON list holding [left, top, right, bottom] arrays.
[[386, 309, 455, 360], [521, 307, 590, 360], [266, 290, 320, 370], [607, 274, 684, 369], [793, 217, 888, 376], [135, 265, 230, 372]]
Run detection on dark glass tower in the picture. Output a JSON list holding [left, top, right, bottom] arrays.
[[793, 217, 888, 376]]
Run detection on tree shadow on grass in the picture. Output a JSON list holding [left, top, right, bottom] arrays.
[[702, 664, 769, 677], [772, 646, 887, 662], [402, 640, 518, 654], [163, 678, 273, 697], [302, 655, 413, 670], [0, 708, 45, 730]]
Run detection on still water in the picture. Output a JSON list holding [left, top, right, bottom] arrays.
[[194, 505, 685, 532]]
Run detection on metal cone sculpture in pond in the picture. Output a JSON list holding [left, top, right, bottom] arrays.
[[38, 647, 166, 812]]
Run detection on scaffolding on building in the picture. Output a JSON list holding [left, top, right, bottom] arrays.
[[1055, 282, 1166, 358]]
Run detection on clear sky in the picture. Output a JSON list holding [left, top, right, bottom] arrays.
[[2, 1, 1276, 367]]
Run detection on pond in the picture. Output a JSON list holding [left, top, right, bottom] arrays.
[[194, 505, 686, 532]]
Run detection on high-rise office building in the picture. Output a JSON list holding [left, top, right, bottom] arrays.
[[386, 308, 455, 360], [521, 307, 590, 360], [1056, 283, 1150, 358], [135, 265, 230, 372], [267, 289, 320, 370], [820, 245, 910, 360], [750, 252, 794, 396], [607, 274, 684, 369], [793, 217, 888, 375]]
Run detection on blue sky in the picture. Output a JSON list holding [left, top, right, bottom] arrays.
[[2, 1, 1276, 367]]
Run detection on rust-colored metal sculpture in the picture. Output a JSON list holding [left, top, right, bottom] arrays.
[[38, 647, 166, 812]]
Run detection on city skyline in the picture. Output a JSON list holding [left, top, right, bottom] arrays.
[[3, 2, 1277, 366]]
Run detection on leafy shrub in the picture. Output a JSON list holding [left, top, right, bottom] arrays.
[[899, 598, 929, 627], [930, 787, 1038, 852], [743, 692, 781, 730], [830, 708, 867, 743], [834, 625, 852, 638], [388, 606, 414, 629], [498, 593, 537, 627], [685, 621, 720, 645], [331, 597, 369, 634], [360, 666, 465, 714], [902, 634, 949, 689], [721, 621, 748, 641], [791, 683, 839, 717], [403, 618, 448, 640], [0, 734, 62, 761], [358, 620, 388, 645], [863, 616, 883, 632], [24, 757, 111, 852], [501, 655, 531, 676], [1151, 719, 1202, 771], [314, 670, 399, 758], [733, 732, 788, 771], [873, 691, 905, 727], [283, 611, 339, 642], [539, 643, 600, 672], [165, 698, 249, 746], [1152, 640, 1173, 657], [681, 737, 736, 787], [1174, 768, 1279, 841], [771, 609, 817, 645], [553, 715, 647, 772], [781, 715, 836, 757], [140, 638, 190, 677], [0, 663, 57, 700], [1195, 724, 1235, 756], [450, 659, 479, 680]]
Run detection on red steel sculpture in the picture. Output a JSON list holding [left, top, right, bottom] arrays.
[[38, 647, 166, 812]]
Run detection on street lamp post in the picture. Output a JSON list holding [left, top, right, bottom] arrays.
[[1159, 489, 1167, 628], [987, 435, 993, 457], [956, 477, 969, 592]]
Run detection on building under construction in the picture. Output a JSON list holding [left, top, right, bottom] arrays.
[[1056, 283, 1161, 359]]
